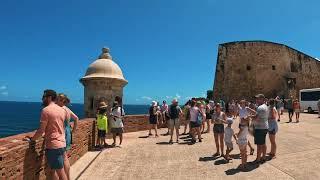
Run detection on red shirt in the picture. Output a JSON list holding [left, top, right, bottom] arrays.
[[293, 101, 300, 110]]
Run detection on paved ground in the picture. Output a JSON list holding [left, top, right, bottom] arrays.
[[71, 112, 320, 180]]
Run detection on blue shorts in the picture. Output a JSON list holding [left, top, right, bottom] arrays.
[[46, 148, 65, 169], [268, 120, 278, 135]]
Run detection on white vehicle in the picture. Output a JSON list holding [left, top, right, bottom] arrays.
[[299, 88, 320, 113]]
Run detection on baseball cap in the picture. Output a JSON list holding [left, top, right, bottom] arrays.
[[255, 94, 265, 98], [226, 118, 233, 124]]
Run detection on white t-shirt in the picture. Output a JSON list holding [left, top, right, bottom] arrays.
[[255, 104, 269, 129], [224, 127, 234, 143], [111, 106, 125, 128], [237, 126, 249, 145], [239, 106, 249, 119], [189, 107, 199, 122]]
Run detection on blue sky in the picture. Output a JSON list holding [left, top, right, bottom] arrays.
[[0, 0, 319, 105]]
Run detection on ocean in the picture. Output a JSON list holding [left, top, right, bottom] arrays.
[[0, 101, 149, 138]]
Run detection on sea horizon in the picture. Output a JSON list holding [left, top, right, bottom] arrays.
[[0, 101, 150, 138]]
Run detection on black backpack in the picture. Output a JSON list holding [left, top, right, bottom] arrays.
[[170, 105, 179, 119]]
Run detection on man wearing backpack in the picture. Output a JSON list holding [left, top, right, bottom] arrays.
[[168, 99, 182, 144]]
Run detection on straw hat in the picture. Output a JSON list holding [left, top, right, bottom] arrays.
[[98, 101, 108, 109], [151, 101, 157, 106]]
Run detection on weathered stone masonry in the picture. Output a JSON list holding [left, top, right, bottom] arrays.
[[0, 115, 153, 180], [213, 41, 320, 101]]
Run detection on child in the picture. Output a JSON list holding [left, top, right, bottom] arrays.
[[224, 118, 237, 161], [239, 100, 255, 155], [96, 102, 108, 149], [293, 99, 300, 123], [237, 113, 249, 170]]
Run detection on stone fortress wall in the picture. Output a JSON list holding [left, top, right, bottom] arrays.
[[213, 41, 320, 101], [0, 115, 154, 179]]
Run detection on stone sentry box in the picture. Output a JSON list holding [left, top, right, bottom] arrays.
[[80, 47, 128, 118]]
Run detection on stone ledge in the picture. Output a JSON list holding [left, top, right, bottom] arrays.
[[0, 115, 153, 179]]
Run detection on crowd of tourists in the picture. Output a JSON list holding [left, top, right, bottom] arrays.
[[21, 89, 320, 178], [147, 94, 307, 170], [23, 90, 125, 180]]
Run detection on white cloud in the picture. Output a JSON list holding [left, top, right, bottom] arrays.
[[1, 92, 8, 96], [185, 96, 192, 100], [165, 96, 173, 99], [316, 57, 320, 61], [175, 93, 181, 99], [0, 85, 7, 90], [141, 96, 152, 101]]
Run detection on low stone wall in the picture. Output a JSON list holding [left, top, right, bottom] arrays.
[[0, 115, 152, 180]]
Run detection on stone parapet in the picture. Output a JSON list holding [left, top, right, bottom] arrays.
[[0, 114, 153, 179]]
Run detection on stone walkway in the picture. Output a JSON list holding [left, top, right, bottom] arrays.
[[71, 113, 320, 180]]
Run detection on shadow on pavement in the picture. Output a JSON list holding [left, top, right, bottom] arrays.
[[179, 136, 191, 139], [156, 142, 171, 145], [138, 135, 150, 138], [178, 141, 193, 145], [199, 156, 221, 162], [214, 159, 229, 165], [225, 162, 260, 175]]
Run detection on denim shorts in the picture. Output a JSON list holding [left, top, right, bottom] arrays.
[[46, 148, 65, 169], [213, 124, 224, 134], [268, 120, 278, 135]]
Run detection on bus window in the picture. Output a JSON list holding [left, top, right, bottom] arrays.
[[301, 91, 320, 101]]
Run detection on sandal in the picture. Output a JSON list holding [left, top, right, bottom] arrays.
[[268, 153, 276, 158], [169, 139, 173, 144], [112, 143, 116, 147], [250, 148, 255, 155]]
